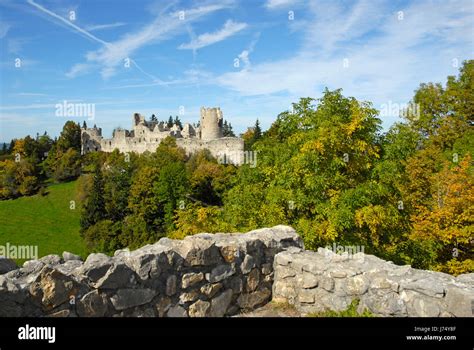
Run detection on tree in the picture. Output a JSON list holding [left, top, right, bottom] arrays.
[[167, 116, 174, 128], [151, 114, 157, 123], [0, 159, 39, 198], [223, 120, 235, 137], [245, 119, 262, 150], [8, 139, 16, 153], [187, 150, 234, 206], [52, 148, 81, 181], [82, 121, 87, 129], [174, 116, 183, 129], [128, 166, 161, 230], [154, 161, 188, 232], [103, 150, 133, 221], [254, 119, 262, 140], [80, 163, 106, 233], [57, 121, 81, 153], [408, 155, 473, 274]]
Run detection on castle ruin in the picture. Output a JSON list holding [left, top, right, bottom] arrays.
[[81, 107, 244, 164]]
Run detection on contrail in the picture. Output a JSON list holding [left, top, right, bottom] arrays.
[[27, 0, 109, 46]]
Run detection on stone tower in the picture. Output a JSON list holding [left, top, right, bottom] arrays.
[[200, 107, 223, 140]]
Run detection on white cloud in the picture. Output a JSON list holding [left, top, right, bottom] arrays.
[[65, 63, 94, 78], [0, 22, 10, 38], [216, 0, 474, 128], [236, 32, 260, 70], [264, 0, 299, 9], [27, 0, 108, 45], [85, 22, 126, 31], [27, 0, 234, 79], [7, 38, 27, 54], [179, 19, 247, 50], [13, 92, 48, 97], [83, 3, 232, 79]]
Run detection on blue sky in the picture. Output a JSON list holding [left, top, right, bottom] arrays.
[[0, 0, 473, 141]]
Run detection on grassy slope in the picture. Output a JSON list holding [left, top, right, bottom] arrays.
[[0, 180, 86, 264]]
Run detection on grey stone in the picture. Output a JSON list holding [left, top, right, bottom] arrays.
[[320, 277, 335, 292], [179, 290, 199, 304], [241, 255, 255, 274], [182, 272, 204, 289], [166, 275, 177, 296], [110, 289, 157, 311], [189, 300, 210, 317], [275, 266, 296, 279], [22, 260, 45, 274], [261, 263, 272, 275], [80, 253, 113, 283], [219, 245, 239, 263], [298, 290, 315, 304], [275, 253, 291, 266], [364, 292, 406, 316], [298, 273, 319, 289], [343, 276, 369, 295], [39, 255, 62, 266], [210, 289, 233, 317], [77, 290, 108, 317], [445, 286, 474, 317], [55, 260, 83, 276], [370, 276, 399, 292], [330, 270, 347, 278], [200, 283, 222, 298], [456, 273, 474, 285], [246, 268, 260, 292], [229, 277, 243, 294], [401, 278, 445, 298], [62, 252, 82, 262], [237, 288, 271, 310], [409, 297, 440, 317], [126, 253, 161, 280], [175, 237, 222, 266], [0, 258, 17, 275], [29, 266, 82, 310], [167, 305, 188, 317], [94, 263, 136, 289], [273, 280, 297, 301], [155, 296, 171, 317], [206, 264, 235, 283], [48, 309, 70, 317], [131, 307, 156, 317]]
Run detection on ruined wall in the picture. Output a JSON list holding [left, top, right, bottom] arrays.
[[0, 226, 302, 317], [176, 137, 245, 164], [272, 248, 474, 317]]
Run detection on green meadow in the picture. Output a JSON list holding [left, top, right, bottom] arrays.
[[0, 180, 86, 264]]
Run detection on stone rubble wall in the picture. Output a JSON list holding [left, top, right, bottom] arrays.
[[0, 226, 302, 317], [272, 247, 474, 317], [2, 226, 473, 317]]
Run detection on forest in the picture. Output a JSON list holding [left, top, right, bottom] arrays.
[[1, 60, 472, 275]]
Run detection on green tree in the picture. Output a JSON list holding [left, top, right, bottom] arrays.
[[223, 120, 235, 137], [174, 116, 183, 129], [167, 116, 174, 128], [57, 121, 81, 153], [52, 148, 82, 181], [80, 163, 106, 233]]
